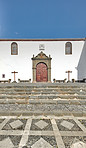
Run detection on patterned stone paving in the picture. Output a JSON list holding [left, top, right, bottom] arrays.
[[10, 120, 23, 129], [34, 120, 48, 130], [0, 137, 14, 148], [60, 120, 74, 130], [71, 141, 86, 148], [31, 138, 52, 148], [0, 116, 86, 147]]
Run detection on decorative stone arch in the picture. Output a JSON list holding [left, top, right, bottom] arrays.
[[32, 51, 52, 82]]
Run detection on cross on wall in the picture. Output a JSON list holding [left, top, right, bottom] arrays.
[[66, 70, 72, 82], [11, 71, 18, 82]]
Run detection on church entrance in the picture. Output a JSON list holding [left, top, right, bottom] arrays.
[[32, 51, 52, 82], [36, 62, 48, 82]]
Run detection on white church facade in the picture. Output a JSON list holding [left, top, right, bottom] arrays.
[[0, 38, 86, 82]]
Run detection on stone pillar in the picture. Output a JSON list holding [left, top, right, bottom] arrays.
[[32, 68, 36, 82], [48, 68, 51, 82]]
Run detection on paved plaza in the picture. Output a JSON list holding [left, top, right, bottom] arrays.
[[0, 115, 86, 148], [0, 83, 86, 147]]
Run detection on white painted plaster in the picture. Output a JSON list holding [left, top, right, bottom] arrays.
[[0, 40, 85, 82]]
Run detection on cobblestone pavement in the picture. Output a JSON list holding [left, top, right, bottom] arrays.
[[0, 116, 86, 148]]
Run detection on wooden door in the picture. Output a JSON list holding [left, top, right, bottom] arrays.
[[36, 63, 48, 82]]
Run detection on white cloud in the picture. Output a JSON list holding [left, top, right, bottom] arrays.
[[15, 32, 19, 35]]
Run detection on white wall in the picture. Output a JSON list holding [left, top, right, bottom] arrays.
[[0, 40, 85, 82], [77, 41, 86, 80]]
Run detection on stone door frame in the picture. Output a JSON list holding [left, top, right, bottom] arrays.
[[32, 51, 52, 82]]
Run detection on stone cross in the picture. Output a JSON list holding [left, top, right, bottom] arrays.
[[11, 71, 18, 82], [66, 70, 72, 82]]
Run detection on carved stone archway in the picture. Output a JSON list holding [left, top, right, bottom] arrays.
[[32, 51, 52, 82]]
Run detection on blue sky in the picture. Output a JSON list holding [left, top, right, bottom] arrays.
[[0, 0, 86, 39]]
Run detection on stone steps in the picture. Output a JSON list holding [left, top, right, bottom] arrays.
[[29, 98, 86, 105], [0, 98, 86, 105], [0, 87, 86, 89], [0, 83, 86, 116], [0, 94, 86, 99], [0, 99, 28, 104], [29, 95, 86, 99], [0, 103, 85, 116], [0, 90, 86, 96], [0, 90, 85, 94], [0, 96, 86, 105], [0, 92, 59, 95], [0, 88, 86, 93], [0, 83, 86, 106]]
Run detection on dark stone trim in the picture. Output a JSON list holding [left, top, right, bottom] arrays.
[[0, 38, 85, 41]]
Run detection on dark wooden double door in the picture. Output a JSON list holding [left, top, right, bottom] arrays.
[[36, 63, 48, 82]]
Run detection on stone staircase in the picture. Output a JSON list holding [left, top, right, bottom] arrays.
[[0, 83, 86, 116]]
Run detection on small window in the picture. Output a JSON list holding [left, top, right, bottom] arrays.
[[2, 74, 5, 78], [65, 42, 72, 55], [11, 42, 18, 55]]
